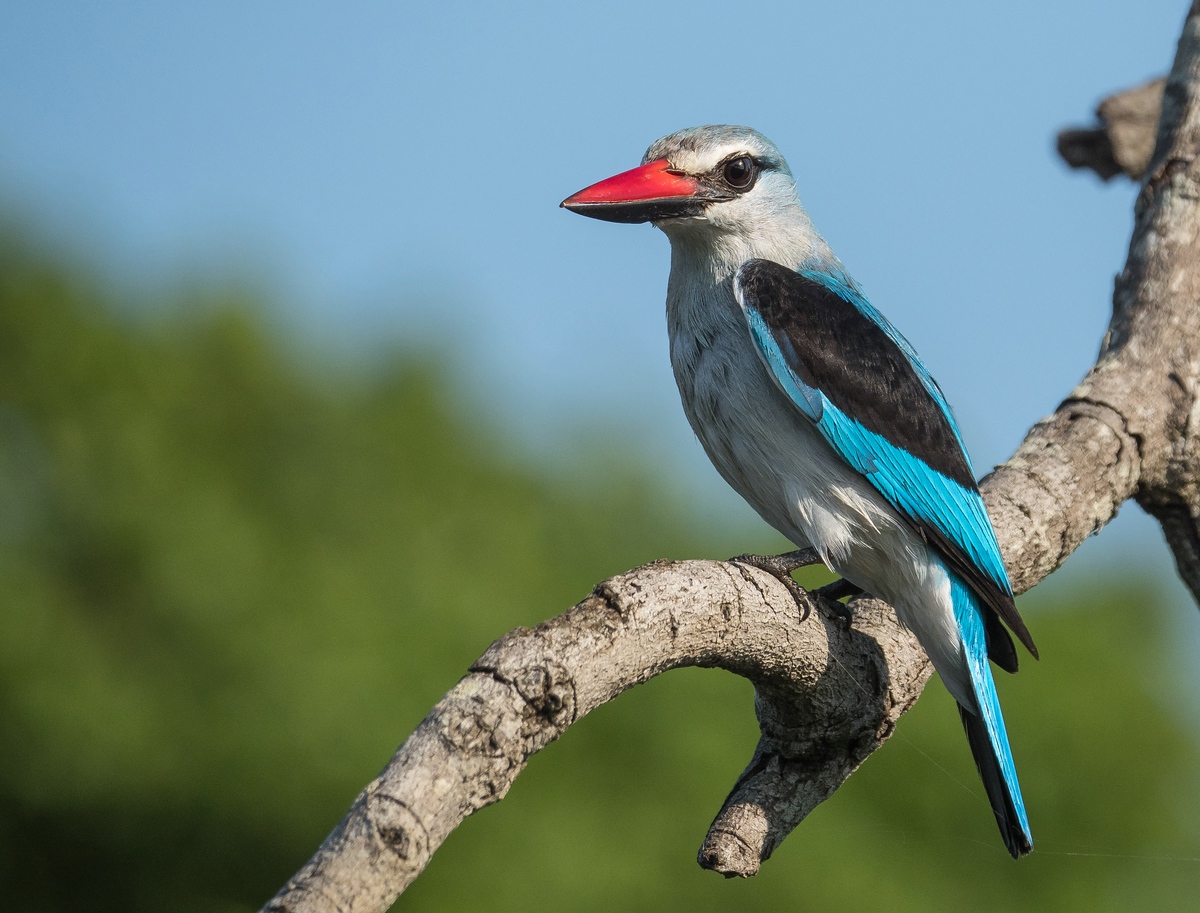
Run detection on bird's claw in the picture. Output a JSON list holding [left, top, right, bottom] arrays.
[[728, 549, 822, 621], [815, 579, 861, 628]]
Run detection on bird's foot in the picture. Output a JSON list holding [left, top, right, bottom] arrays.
[[729, 548, 821, 577], [728, 548, 822, 620], [814, 578, 862, 627]]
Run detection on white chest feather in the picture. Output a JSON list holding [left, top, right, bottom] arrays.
[[666, 264, 880, 564]]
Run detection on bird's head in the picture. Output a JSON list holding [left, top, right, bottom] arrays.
[[562, 126, 806, 246]]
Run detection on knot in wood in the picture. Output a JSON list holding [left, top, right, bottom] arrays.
[[371, 796, 431, 868], [513, 661, 576, 729]]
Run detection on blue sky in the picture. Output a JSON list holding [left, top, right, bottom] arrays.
[[0, 1, 1190, 581]]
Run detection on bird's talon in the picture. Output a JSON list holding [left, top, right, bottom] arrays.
[[729, 551, 818, 621], [816, 578, 862, 601], [822, 595, 855, 627], [815, 580, 861, 627]]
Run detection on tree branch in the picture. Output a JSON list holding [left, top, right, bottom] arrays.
[[263, 7, 1200, 910], [1058, 77, 1165, 180]]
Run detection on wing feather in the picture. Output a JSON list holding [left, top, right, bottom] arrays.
[[735, 259, 1036, 665]]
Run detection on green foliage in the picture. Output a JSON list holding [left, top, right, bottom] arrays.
[[0, 226, 1197, 911]]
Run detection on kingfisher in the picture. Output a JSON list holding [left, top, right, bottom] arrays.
[[561, 125, 1037, 858]]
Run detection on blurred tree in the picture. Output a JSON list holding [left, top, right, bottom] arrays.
[[0, 225, 1196, 912]]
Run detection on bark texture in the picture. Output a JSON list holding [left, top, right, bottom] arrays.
[[263, 8, 1200, 911]]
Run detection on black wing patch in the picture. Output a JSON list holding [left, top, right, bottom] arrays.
[[737, 259, 975, 488]]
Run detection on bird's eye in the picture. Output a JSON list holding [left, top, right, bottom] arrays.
[[722, 155, 757, 190]]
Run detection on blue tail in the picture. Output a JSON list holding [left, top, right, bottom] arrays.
[[950, 573, 1033, 858]]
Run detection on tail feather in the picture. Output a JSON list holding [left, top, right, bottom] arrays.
[[958, 703, 1032, 858], [950, 573, 1033, 858]]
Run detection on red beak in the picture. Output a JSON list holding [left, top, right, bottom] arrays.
[[561, 158, 726, 224]]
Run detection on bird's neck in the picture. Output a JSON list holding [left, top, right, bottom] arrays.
[[662, 215, 839, 340]]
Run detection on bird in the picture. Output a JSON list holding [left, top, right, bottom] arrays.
[[561, 125, 1037, 858]]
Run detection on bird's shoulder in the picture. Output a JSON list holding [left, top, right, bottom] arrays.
[[733, 258, 974, 489]]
